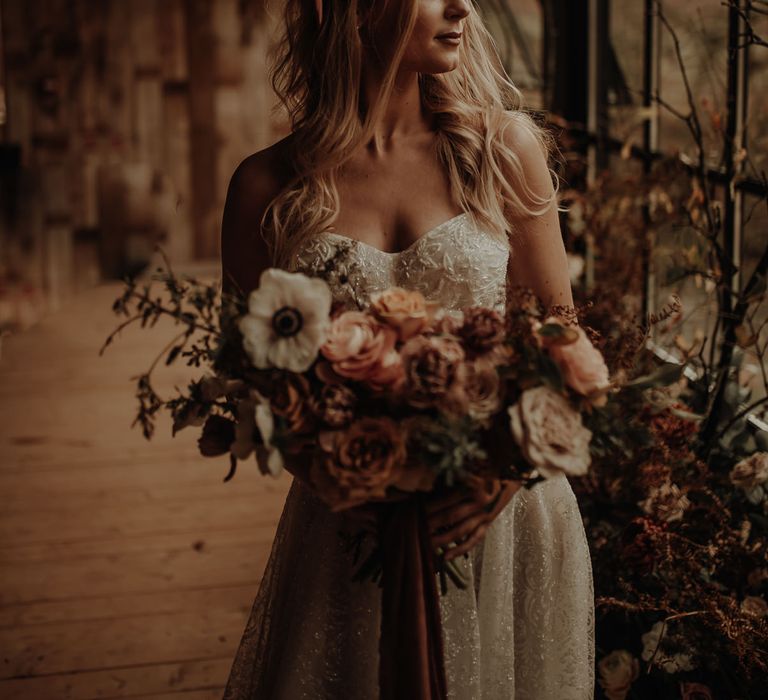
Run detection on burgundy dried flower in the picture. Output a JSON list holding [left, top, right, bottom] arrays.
[[268, 372, 313, 433], [198, 414, 236, 457], [310, 383, 357, 429], [621, 517, 666, 575], [457, 307, 506, 357]]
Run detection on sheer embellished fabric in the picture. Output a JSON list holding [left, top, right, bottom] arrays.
[[222, 212, 595, 699]]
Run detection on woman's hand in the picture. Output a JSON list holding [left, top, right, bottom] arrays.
[[426, 476, 522, 561]]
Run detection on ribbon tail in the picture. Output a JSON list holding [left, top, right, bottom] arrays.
[[378, 498, 448, 700]]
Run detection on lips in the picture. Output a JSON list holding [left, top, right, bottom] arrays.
[[436, 32, 462, 39]]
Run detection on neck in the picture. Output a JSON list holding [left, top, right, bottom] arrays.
[[360, 64, 435, 155]]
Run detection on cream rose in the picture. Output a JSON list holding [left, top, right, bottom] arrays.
[[729, 452, 768, 489], [508, 385, 592, 477], [320, 311, 404, 390], [638, 480, 690, 523], [597, 650, 639, 700], [369, 287, 439, 341]]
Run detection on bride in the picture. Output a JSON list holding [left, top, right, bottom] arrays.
[[219, 0, 594, 698]]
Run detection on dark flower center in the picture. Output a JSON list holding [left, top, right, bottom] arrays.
[[272, 306, 304, 338]]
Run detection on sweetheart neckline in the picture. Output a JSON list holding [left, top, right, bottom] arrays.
[[319, 211, 470, 257]]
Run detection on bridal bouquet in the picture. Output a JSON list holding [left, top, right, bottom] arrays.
[[229, 266, 609, 501], [103, 260, 612, 700], [107, 266, 610, 505]]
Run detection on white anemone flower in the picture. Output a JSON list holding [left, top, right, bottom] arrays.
[[238, 269, 332, 373]]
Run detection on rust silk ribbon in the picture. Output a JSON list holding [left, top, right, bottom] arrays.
[[314, 0, 323, 26], [378, 497, 448, 700]]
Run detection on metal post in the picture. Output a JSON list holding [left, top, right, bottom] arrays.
[[641, 0, 661, 321]]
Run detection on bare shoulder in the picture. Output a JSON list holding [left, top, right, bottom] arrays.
[[220, 134, 296, 297], [225, 135, 295, 221], [496, 110, 555, 202], [496, 111, 573, 309]]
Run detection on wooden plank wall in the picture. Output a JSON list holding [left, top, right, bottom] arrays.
[[1, 0, 282, 328], [0, 281, 290, 699]]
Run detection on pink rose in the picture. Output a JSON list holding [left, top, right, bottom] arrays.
[[369, 287, 439, 341], [538, 318, 610, 406], [465, 357, 503, 424], [320, 311, 404, 390]]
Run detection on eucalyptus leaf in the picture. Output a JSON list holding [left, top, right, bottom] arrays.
[[626, 362, 684, 390]]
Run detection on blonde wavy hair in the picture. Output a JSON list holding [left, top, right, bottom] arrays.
[[263, 0, 561, 269]]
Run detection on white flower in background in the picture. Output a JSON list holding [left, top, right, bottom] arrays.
[[508, 385, 592, 478], [640, 621, 697, 674], [638, 480, 691, 523], [238, 269, 332, 373], [597, 650, 640, 700], [740, 595, 768, 618], [567, 252, 585, 285], [729, 452, 768, 490]]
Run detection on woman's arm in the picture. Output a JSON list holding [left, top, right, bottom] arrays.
[[220, 150, 281, 299], [221, 147, 315, 485], [502, 118, 574, 312], [427, 118, 572, 557]]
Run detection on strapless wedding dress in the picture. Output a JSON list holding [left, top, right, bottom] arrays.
[[222, 212, 595, 699]]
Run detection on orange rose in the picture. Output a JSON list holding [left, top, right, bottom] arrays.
[[320, 311, 404, 390], [310, 417, 407, 511], [369, 287, 440, 341], [269, 372, 313, 433]]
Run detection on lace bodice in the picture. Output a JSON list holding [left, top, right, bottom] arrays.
[[287, 212, 509, 313]]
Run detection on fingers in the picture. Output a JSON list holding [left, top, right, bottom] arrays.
[[431, 511, 488, 548], [424, 487, 471, 515], [428, 499, 485, 535], [445, 523, 488, 561]]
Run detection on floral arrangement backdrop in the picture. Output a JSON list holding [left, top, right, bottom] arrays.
[[557, 3, 768, 697]]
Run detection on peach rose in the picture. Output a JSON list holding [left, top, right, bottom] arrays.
[[369, 287, 439, 341], [638, 480, 690, 523], [465, 358, 503, 424], [401, 334, 468, 413], [508, 385, 592, 477], [537, 318, 610, 406], [597, 650, 639, 700], [310, 416, 407, 511], [320, 311, 404, 390]]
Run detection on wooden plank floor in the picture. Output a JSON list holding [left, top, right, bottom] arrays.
[[0, 281, 290, 699]]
